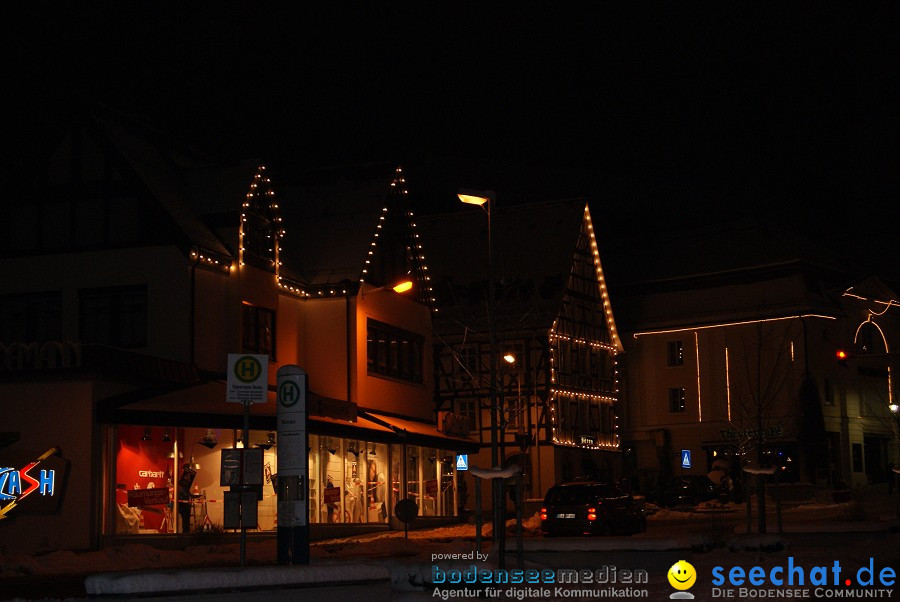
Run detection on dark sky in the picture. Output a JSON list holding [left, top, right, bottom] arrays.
[[3, 4, 898, 233]]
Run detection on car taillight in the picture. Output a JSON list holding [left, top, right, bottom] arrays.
[[587, 507, 597, 521], [540, 507, 547, 521]]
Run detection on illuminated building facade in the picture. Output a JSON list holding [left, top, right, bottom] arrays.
[[420, 200, 624, 508], [0, 103, 475, 554], [612, 222, 899, 495]]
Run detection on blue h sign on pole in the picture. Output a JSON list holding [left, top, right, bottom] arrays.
[[681, 449, 692, 469]]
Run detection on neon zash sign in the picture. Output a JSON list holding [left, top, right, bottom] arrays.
[[0, 447, 59, 520]]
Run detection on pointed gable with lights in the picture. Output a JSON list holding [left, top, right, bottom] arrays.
[[359, 166, 435, 310], [272, 164, 435, 306], [239, 164, 284, 275], [549, 203, 624, 449]]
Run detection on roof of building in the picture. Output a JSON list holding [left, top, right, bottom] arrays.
[[600, 219, 859, 332], [417, 198, 590, 335]]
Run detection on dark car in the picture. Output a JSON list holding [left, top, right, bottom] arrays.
[[540, 482, 646, 536], [652, 475, 718, 508]]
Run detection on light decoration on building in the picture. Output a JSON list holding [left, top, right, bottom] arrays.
[[358, 166, 438, 311], [548, 332, 617, 352], [846, 289, 897, 407], [547, 205, 623, 450], [695, 331, 702, 422], [239, 165, 284, 281], [584, 205, 623, 353], [632, 314, 836, 337], [725, 347, 732, 422], [189, 248, 233, 273]]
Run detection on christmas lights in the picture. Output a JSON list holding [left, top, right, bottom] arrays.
[[546, 205, 623, 450], [632, 314, 836, 337], [359, 166, 438, 311]]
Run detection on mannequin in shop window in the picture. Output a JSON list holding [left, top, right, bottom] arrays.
[[324, 475, 339, 523], [177, 466, 197, 533], [367, 459, 386, 522]]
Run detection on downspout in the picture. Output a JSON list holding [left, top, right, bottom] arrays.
[[346, 293, 352, 402], [190, 253, 200, 366]]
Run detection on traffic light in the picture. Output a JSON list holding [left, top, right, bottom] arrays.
[[836, 349, 849, 367]]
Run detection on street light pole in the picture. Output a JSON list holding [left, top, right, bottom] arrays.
[[458, 188, 503, 564]]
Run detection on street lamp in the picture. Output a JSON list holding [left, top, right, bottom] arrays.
[[458, 187, 503, 558], [360, 277, 415, 298]]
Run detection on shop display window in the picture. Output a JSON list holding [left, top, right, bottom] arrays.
[[403, 445, 457, 517], [110, 425, 459, 534]]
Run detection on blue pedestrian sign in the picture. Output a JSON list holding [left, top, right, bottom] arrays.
[[456, 454, 469, 471], [681, 449, 692, 469]]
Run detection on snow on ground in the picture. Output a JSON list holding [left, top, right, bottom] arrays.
[[2, 494, 898, 601]]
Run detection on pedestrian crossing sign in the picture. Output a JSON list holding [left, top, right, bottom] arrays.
[[456, 454, 468, 471], [681, 449, 692, 469]]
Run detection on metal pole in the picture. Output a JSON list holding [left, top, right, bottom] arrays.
[[475, 476, 482, 554], [515, 472, 523, 569], [485, 197, 504, 567], [277, 365, 310, 565], [241, 399, 249, 567]]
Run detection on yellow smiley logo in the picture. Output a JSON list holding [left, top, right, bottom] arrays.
[[667, 560, 696, 590]]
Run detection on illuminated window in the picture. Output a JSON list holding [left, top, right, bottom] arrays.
[[367, 319, 423, 383], [80, 285, 147, 348], [667, 341, 684, 366], [242, 303, 275, 360], [669, 387, 686, 413], [0, 291, 62, 343]]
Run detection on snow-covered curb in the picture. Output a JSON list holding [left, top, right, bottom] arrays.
[[84, 563, 390, 596], [521, 536, 703, 552]]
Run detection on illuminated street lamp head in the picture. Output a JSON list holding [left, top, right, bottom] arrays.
[[458, 188, 496, 206], [890, 403, 899, 414], [503, 353, 516, 364], [392, 280, 413, 294]]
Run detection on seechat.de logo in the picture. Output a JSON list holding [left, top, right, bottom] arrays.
[[668, 560, 696, 599]]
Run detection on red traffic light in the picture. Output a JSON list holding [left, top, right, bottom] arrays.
[[836, 350, 847, 360]]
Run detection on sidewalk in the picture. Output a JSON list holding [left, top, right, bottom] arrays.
[[2, 488, 898, 600]]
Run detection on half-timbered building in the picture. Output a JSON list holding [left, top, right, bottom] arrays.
[[420, 199, 624, 509]]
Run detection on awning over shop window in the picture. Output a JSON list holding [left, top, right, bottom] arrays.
[[97, 380, 396, 443], [359, 411, 480, 453]]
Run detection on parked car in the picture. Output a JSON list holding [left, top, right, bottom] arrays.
[[650, 475, 718, 508], [540, 482, 647, 536]]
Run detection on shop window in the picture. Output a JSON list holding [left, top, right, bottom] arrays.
[[421, 447, 439, 517], [0, 291, 62, 344], [242, 303, 275, 360], [80, 285, 147, 348], [390, 444, 402, 521], [407, 446, 420, 511], [667, 341, 684, 366], [669, 387, 686, 413], [112, 426, 282, 535], [315, 437, 389, 524], [367, 318, 423, 383]]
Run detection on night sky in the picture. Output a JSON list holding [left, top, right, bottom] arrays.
[[3, 5, 898, 251]]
